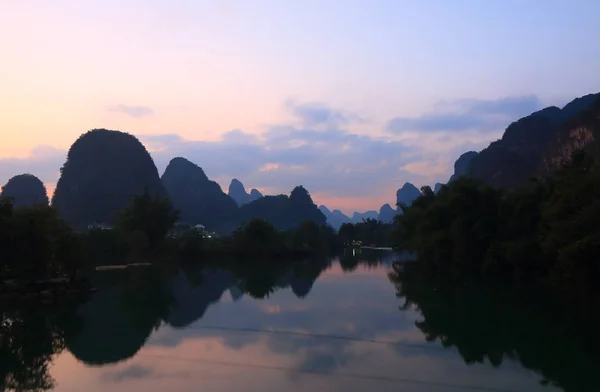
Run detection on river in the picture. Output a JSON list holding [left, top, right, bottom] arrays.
[[1, 249, 596, 392]]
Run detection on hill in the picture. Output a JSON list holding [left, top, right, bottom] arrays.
[[377, 203, 396, 223], [319, 205, 351, 230], [1, 174, 48, 207], [448, 151, 478, 183], [161, 157, 238, 229], [228, 179, 263, 206], [52, 129, 167, 226], [396, 182, 421, 208], [235, 186, 325, 230], [467, 93, 599, 187], [543, 95, 600, 172]]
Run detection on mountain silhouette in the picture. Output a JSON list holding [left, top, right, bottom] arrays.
[[1, 174, 48, 207], [52, 129, 167, 226], [542, 95, 600, 172], [377, 203, 396, 223], [467, 93, 599, 187], [396, 182, 421, 208], [235, 186, 326, 230], [228, 178, 263, 206], [65, 288, 155, 365], [250, 188, 263, 199], [161, 157, 238, 229], [448, 151, 478, 183], [350, 210, 378, 223], [165, 270, 235, 328], [319, 205, 351, 230]]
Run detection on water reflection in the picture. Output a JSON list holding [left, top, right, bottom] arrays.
[[0, 300, 84, 391], [2, 252, 593, 391], [389, 263, 600, 392]]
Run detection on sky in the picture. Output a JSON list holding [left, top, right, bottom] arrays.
[[1, 0, 599, 214]]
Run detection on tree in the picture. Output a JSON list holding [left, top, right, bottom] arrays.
[[293, 220, 326, 253], [232, 219, 283, 255], [338, 223, 356, 245], [115, 189, 179, 250]]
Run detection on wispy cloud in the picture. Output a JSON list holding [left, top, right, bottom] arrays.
[[101, 365, 191, 382], [141, 123, 421, 198], [108, 104, 154, 118], [285, 100, 366, 128], [0, 146, 66, 189], [387, 95, 542, 133]]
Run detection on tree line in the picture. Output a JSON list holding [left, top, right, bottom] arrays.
[[393, 149, 600, 300], [0, 188, 345, 291]]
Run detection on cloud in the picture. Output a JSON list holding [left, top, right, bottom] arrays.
[[108, 104, 154, 118], [285, 100, 365, 128], [102, 365, 151, 381], [101, 365, 191, 382], [0, 146, 66, 188], [141, 125, 421, 198], [387, 95, 542, 133]]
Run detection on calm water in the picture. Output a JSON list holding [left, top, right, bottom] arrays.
[[2, 250, 598, 392]]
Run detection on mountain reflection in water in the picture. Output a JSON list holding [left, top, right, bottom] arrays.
[[1, 249, 597, 392]]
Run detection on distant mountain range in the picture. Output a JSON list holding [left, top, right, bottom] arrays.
[[4, 93, 599, 232], [30, 129, 324, 233]]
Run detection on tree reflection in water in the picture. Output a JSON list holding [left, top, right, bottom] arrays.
[[389, 262, 600, 392], [0, 300, 84, 392]]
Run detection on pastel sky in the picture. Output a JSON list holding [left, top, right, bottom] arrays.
[[1, 0, 599, 213]]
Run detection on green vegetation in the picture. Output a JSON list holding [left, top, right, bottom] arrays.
[[0, 198, 82, 286], [338, 218, 394, 247], [115, 188, 179, 251], [0, 185, 342, 296], [394, 149, 600, 299]]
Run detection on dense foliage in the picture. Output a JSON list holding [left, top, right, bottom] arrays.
[[1, 186, 341, 290], [115, 189, 179, 252], [0, 174, 49, 207], [203, 218, 340, 257], [52, 129, 167, 227], [338, 218, 394, 247], [0, 198, 82, 285], [394, 150, 600, 298]]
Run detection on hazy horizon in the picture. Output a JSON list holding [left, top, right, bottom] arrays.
[[1, 1, 599, 213]]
